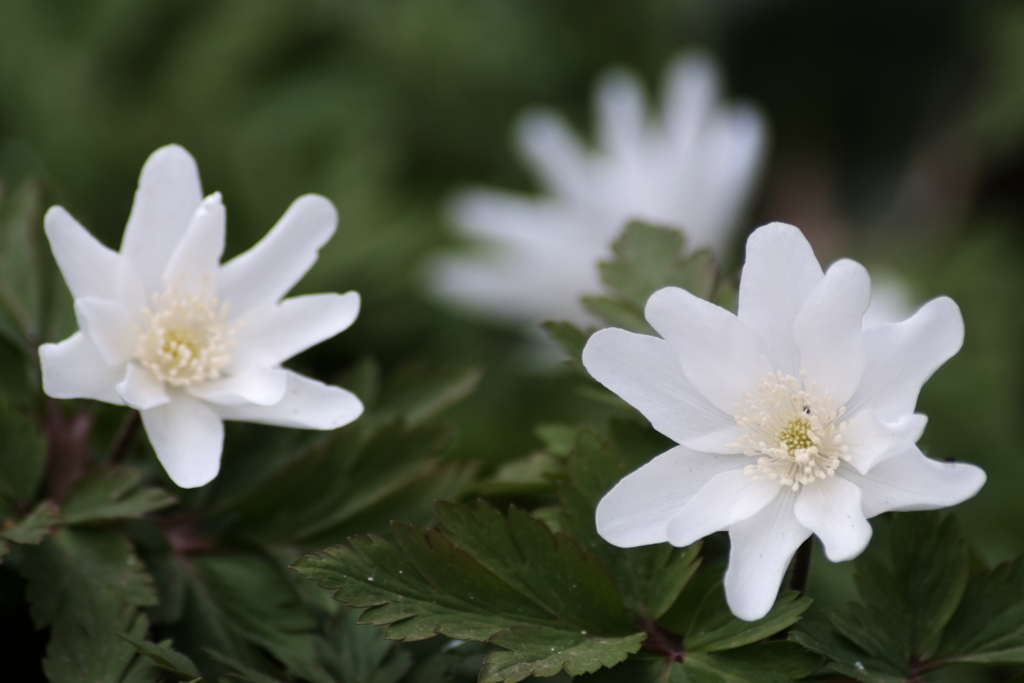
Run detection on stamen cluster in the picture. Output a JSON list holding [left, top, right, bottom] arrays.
[[135, 287, 234, 387], [731, 371, 850, 490]]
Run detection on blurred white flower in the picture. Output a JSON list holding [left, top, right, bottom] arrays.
[[583, 222, 984, 621], [40, 145, 364, 488], [429, 52, 766, 326]]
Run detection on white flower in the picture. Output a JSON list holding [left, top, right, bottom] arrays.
[[582, 222, 985, 621], [40, 145, 364, 489], [429, 52, 766, 325]]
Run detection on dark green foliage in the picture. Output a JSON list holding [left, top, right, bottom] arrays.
[[21, 528, 159, 683], [559, 424, 696, 620], [0, 401, 46, 508], [118, 633, 203, 681], [294, 499, 647, 681], [62, 467, 178, 525], [793, 512, 1024, 681], [583, 221, 718, 335]]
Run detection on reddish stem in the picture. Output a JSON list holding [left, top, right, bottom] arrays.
[[44, 399, 93, 503]]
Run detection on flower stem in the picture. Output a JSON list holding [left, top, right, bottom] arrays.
[[109, 410, 142, 464], [789, 537, 813, 595], [44, 399, 93, 503]]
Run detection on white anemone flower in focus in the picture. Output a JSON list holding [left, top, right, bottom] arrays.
[[582, 222, 985, 621], [429, 52, 766, 326], [39, 144, 364, 488]]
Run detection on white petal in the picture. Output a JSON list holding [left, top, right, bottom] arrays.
[[582, 328, 738, 448], [793, 259, 870, 406], [846, 297, 964, 421], [737, 223, 824, 377], [724, 490, 810, 621], [39, 333, 126, 405], [665, 469, 780, 547], [141, 393, 223, 489], [515, 110, 592, 201], [116, 363, 171, 410], [74, 297, 137, 365], [596, 446, 748, 548], [218, 195, 337, 314], [120, 145, 204, 292], [793, 476, 871, 562], [44, 207, 144, 308], [162, 193, 226, 294], [844, 410, 928, 474], [841, 446, 985, 519], [211, 370, 363, 429], [187, 366, 289, 406], [662, 52, 718, 157], [595, 69, 646, 161], [645, 287, 773, 415], [232, 292, 360, 369]]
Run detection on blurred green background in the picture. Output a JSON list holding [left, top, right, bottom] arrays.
[[2, 0, 1024, 602]]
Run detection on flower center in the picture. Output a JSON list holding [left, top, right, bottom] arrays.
[[730, 371, 850, 491], [135, 287, 234, 387]]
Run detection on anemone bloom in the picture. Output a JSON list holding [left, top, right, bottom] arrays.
[[430, 52, 765, 326], [582, 222, 985, 620], [40, 145, 364, 488]]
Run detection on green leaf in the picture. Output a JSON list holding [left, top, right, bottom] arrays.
[[599, 221, 717, 310], [0, 499, 60, 544], [205, 650, 284, 683], [559, 425, 696, 620], [21, 528, 159, 683], [62, 466, 178, 525], [937, 556, 1024, 664], [683, 642, 820, 683], [480, 628, 646, 683], [791, 513, 974, 680], [118, 633, 203, 680], [685, 585, 812, 653], [0, 400, 46, 507], [855, 513, 968, 659], [318, 610, 412, 683], [186, 554, 333, 683], [0, 179, 44, 351], [370, 362, 483, 426], [294, 501, 643, 681], [221, 420, 464, 546], [581, 296, 655, 335], [541, 320, 590, 371]]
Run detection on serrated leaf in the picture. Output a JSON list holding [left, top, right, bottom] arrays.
[[205, 650, 284, 683], [318, 611, 411, 683], [683, 642, 820, 683], [186, 554, 333, 683], [294, 501, 643, 680], [480, 628, 645, 683], [21, 528, 159, 683], [62, 466, 177, 525], [0, 499, 60, 544], [436, 501, 634, 633], [371, 362, 483, 426], [937, 556, 1024, 663], [541, 320, 589, 371], [599, 222, 717, 310], [559, 425, 696, 620], [0, 180, 44, 350], [581, 296, 654, 335], [0, 401, 46, 507], [850, 513, 968, 660], [685, 585, 812, 653], [221, 420, 460, 546], [118, 633, 203, 680]]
